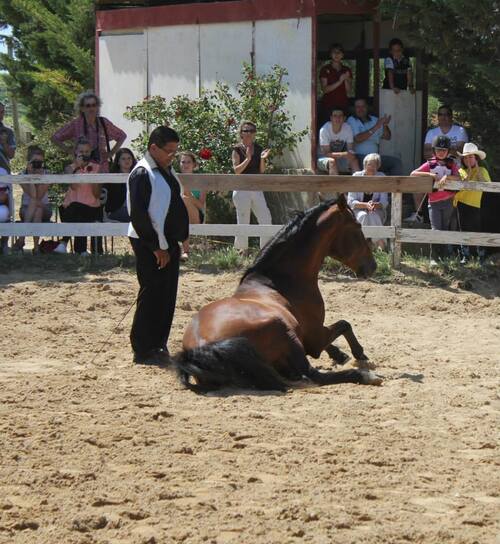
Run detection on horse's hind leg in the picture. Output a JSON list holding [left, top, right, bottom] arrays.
[[324, 344, 350, 365]]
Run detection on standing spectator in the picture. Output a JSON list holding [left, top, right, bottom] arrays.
[[52, 90, 126, 173], [54, 138, 103, 255], [347, 98, 402, 176], [178, 151, 206, 260], [348, 153, 389, 250], [0, 166, 12, 254], [231, 120, 272, 253], [127, 126, 189, 366], [0, 102, 16, 165], [104, 148, 137, 222], [382, 38, 414, 94], [13, 146, 52, 254], [319, 43, 352, 128], [317, 108, 359, 176], [423, 105, 468, 160], [455, 143, 490, 262], [411, 135, 460, 265]]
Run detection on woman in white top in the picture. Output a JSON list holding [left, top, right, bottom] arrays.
[[347, 153, 389, 250]]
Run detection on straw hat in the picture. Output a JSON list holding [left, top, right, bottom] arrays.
[[458, 142, 486, 160]]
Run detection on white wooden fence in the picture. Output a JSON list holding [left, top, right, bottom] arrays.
[[1, 173, 499, 267]]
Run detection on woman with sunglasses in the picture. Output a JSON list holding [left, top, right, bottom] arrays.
[[52, 90, 126, 173], [231, 120, 272, 252]]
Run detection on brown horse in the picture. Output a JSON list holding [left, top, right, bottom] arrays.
[[174, 195, 382, 392]]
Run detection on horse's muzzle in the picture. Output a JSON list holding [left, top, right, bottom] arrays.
[[356, 257, 377, 278]]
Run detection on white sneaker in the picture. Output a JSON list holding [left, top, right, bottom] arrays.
[[53, 242, 67, 254], [404, 212, 423, 223], [429, 259, 438, 267]]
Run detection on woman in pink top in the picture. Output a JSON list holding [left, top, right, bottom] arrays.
[[54, 138, 103, 255], [411, 135, 460, 264], [52, 91, 126, 173]]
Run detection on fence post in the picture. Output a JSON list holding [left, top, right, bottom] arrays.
[[391, 192, 403, 268]]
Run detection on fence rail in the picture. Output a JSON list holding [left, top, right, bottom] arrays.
[[1, 174, 499, 267]]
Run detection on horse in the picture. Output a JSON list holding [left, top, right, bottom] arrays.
[[174, 194, 382, 392]]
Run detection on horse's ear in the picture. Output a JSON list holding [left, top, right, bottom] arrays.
[[336, 193, 347, 210]]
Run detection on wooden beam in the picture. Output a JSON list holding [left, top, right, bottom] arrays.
[[400, 229, 500, 247], [390, 193, 402, 268]]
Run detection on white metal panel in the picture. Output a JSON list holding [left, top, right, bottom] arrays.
[[199, 22, 253, 92], [148, 25, 199, 100], [98, 32, 147, 147], [254, 18, 312, 169]]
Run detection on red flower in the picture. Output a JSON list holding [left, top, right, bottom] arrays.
[[199, 148, 213, 160]]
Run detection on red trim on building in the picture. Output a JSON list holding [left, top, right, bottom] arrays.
[[96, 0, 379, 32]]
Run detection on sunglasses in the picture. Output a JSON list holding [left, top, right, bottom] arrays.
[[241, 129, 256, 134], [83, 103, 97, 108]]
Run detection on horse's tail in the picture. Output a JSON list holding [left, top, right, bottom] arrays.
[[173, 337, 288, 393]]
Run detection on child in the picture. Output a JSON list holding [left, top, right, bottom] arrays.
[[411, 135, 460, 264], [455, 142, 490, 262], [383, 38, 414, 94]]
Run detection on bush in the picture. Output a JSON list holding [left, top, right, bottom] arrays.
[[124, 63, 308, 223]]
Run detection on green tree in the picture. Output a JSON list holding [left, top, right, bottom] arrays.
[[0, 0, 94, 130], [382, 0, 500, 177]]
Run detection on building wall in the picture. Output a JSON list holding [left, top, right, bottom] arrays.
[[98, 17, 312, 168]]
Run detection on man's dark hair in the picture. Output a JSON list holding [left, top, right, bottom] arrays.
[[388, 38, 404, 49], [329, 42, 345, 55], [27, 145, 44, 161], [148, 126, 180, 150], [438, 104, 453, 117]]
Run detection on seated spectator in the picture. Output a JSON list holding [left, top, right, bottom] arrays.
[[0, 181, 10, 222], [13, 146, 52, 254], [317, 108, 359, 175], [348, 153, 388, 250], [347, 98, 402, 176], [231, 120, 272, 252], [455, 142, 490, 263], [423, 105, 468, 160], [54, 138, 103, 255], [383, 38, 414, 94], [411, 135, 460, 264], [319, 43, 352, 128], [52, 90, 126, 173], [179, 151, 206, 260], [0, 102, 16, 165], [104, 147, 136, 222]]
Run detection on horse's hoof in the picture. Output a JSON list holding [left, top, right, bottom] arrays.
[[360, 370, 383, 386], [353, 358, 377, 370]]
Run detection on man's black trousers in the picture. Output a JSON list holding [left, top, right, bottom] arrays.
[[129, 237, 180, 356]]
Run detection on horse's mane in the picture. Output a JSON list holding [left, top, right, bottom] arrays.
[[240, 198, 338, 283]]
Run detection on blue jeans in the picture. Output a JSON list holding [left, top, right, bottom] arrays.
[[355, 154, 403, 176]]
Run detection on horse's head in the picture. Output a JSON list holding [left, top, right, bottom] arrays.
[[321, 194, 377, 278]]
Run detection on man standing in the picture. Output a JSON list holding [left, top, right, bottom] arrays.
[[0, 102, 16, 168], [347, 98, 402, 176], [127, 126, 189, 366], [423, 104, 468, 160]]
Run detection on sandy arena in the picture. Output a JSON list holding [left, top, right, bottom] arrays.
[[0, 265, 499, 543]]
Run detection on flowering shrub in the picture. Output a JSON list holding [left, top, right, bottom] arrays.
[[124, 63, 308, 223]]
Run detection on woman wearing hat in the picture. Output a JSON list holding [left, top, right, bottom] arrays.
[[455, 143, 490, 262]]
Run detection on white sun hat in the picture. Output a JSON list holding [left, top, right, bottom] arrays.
[[458, 142, 486, 160]]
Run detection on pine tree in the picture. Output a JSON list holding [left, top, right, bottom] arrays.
[[0, 0, 95, 130]]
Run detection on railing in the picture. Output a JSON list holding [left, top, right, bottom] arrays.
[[1, 173, 499, 267]]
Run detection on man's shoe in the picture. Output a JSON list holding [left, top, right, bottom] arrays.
[[133, 350, 168, 367], [53, 242, 67, 254], [404, 212, 423, 223], [155, 348, 172, 366]]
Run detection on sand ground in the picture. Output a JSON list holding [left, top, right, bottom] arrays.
[[0, 265, 499, 543]]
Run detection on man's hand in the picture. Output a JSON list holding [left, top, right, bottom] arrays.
[[245, 146, 252, 160], [382, 114, 392, 126], [153, 249, 170, 269], [261, 148, 271, 160]]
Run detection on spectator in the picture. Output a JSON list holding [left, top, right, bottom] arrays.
[[231, 120, 272, 252], [52, 90, 126, 173], [423, 105, 468, 160], [455, 142, 490, 263], [13, 146, 52, 254], [317, 108, 359, 176], [0, 102, 16, 165], [347, 98, 402, 176], [319, 43, 352, 128], [104, 148, 137, 222], [411, 135, 460, 264], [0, 167, 11, 254], [179, 151, 206, 260], [54, 138, 103, 255], [382, 38, 414, 94], [348, 153, 389, 250]]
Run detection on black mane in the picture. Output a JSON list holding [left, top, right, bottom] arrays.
[[240, 198, 338, 283]]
